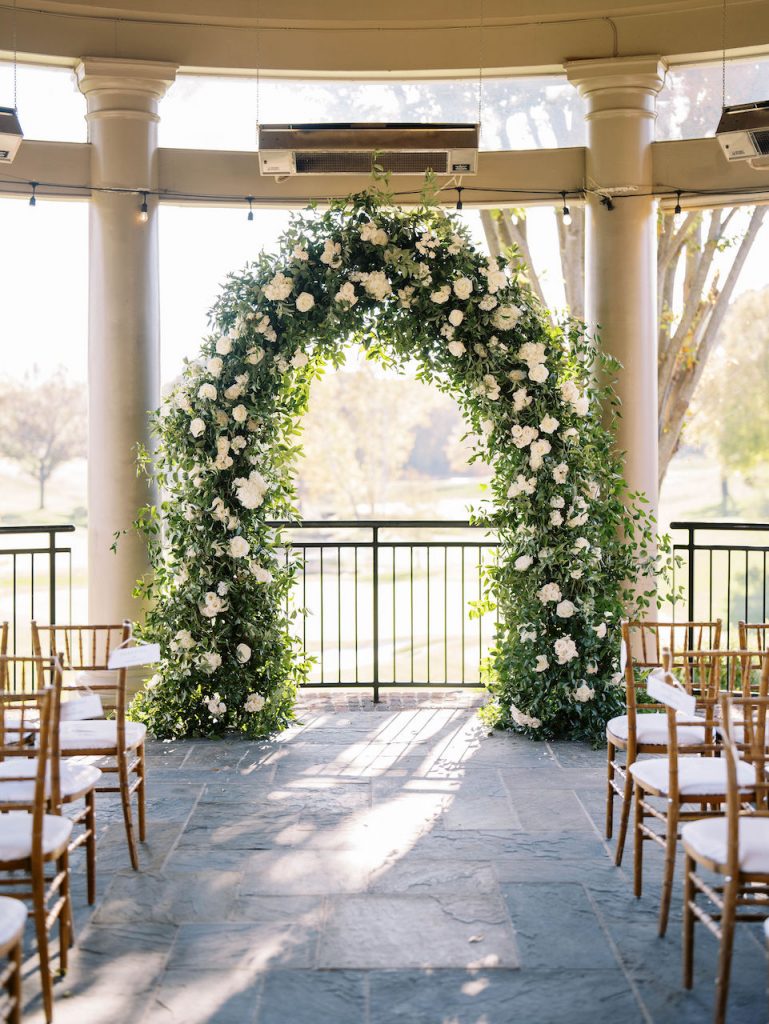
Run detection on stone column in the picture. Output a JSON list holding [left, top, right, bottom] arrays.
[[566, 56, 667, 513], [77, 58, 178, 623]]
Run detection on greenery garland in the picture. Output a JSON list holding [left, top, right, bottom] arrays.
[[131, 185, 663, 743]]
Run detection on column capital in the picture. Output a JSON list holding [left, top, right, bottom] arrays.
[[76, 57, 178, 108], [565, 56, 668, 102]]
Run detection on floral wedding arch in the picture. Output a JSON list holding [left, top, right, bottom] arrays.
[[132, 187, 659, 743]]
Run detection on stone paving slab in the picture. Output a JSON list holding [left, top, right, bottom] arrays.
[[16, 700, 769, 1023]]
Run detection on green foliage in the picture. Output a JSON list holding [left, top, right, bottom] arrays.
[[132, 187, 664, 743]]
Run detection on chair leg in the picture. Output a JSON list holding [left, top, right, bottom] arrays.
[[658, 801, 679, 937], [605, 741, 615, 840], [85, 790, 97, 905], [615, 763, 635, 867], [58, 852, 72, 972], [31, 868, 53, 1024], [118, 751, 139, 870], [633, 780, 644, 898], [683, 854, 696, 989], [8, 938, 21, 1024], [714, 878, 738, 1024], [137, 743, 147, 843]]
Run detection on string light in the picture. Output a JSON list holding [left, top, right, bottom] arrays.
[[674, 191, 682, 215], [247, 196, 254, 221], [138, 191, 149, 223], [455, 187, 464, 211], [561, 191, 571, 225], [29, 181, 37, 207]]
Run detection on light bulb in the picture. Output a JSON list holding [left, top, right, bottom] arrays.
[[138, 193, 149, 223]]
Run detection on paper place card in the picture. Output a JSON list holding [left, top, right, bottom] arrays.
[[108, 643, 161, 669], [647, 669, 696, 716]]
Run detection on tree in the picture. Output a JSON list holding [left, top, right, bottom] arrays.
[[0, 369, 86, 510], [480, 203, 767, 486], [296, 356, 440, 517], [688, 287, 769, 484]]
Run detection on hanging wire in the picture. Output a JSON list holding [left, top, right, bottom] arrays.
[[477, 0, 485, 146], [254, 0, 261, 149], [12, 0, 18, 111], [721, 0, 728, 111]]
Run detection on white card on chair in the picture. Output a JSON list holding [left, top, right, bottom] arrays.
[[647, 668, 697, 717], [108, 643, 161, 669]]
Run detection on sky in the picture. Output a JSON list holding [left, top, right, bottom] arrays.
[[1, 63, 768, 385]]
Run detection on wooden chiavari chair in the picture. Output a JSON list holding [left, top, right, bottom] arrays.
[[0, 896, 25, 1024], [606, 619, 722, 866], [31, 621, 145, 871], [681, 684, 769, 1024], [0, 634, 101, 905], [630, 650, 767, 937], [0, 672, 72, 1024], [738, 620, 769, 654]]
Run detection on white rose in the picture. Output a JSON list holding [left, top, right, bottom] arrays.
[[448, 309, 464, 327], [234, 470, 268, 509], [197, 383, 217, 401], [453, 277, 473, 300], [479, 294, 498, 310], [174, 630, 194, 650], [540, 416, 559, 434], [296, 292, 315, 313], [552, 463, 569, 484], [245, 692, 266, 713], [291, 349, 309, 369], [335, 282, 358, 306], [230, 404, 247, 423], [484, 267, 508, 293], [534, 655, 549, 673], [229, 536, 250, 559], [556, 600, 575, 618], [574, 683, 595, 703], [537, 582, 562, 604], [513, 389, 531, 412], [574, 396, 590, 416], [550, 510, 564, 527], [430, 285, 451, 305], [251, 563, 274, 583], [554, 636, 579, 664], [493, 305, 522, 330], [594, 622, 608, 638], [560, 380, 580, 404], [236, 643, 252, 664], [246, 347, 265, 365], [207, 357, 223, 378], [216, 336, 233, 356], [200, 652, 222, 674], [528, 364, 548, 384], [292, 245, 309, 261], [514, 555, 533, 571], [263, 272, 294, 300], [448, 340, 466, 357], [190, 418, 205, 438]]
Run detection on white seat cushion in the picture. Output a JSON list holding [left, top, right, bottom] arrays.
[[682, 816, 769, 874], [0, 897, 26, 948], [0, 812, 72, 862], [607, 712, 706, 747], [60, 761, 102, 798], [60, 720, 146, 752], [0, 759, 101, 802], [630, 755, 756, 796]]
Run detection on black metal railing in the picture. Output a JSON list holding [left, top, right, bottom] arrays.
[[670, 521, 769, 642], [0, 524, 75, 660], [276, 520, 499, 700]]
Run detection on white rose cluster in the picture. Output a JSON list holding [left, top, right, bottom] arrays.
[[263, 272, 294, 301], [510, 704, 542, 730], [234, 470, 268, 510]]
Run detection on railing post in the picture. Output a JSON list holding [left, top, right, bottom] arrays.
[[372, 524, 380, 704], [686, 525, 695, 625], [48, 528, 57, 625]]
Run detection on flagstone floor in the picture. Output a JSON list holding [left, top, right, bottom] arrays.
[[21, 693, 768, 1024]]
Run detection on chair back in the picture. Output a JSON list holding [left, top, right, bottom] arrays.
[[738, 621, 769, 653], [0, 656, 63, 814], [31, 620, 132, 728], [620, 620, 723, 746], [719, 691, 769, 874]]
